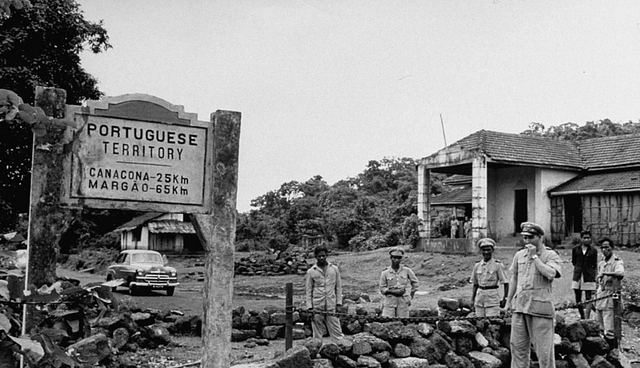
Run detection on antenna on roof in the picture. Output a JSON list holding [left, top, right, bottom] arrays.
[[440, 113, 448, 146]]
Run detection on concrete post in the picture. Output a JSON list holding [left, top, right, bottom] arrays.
[[191, 110, 241, 368], [417, 165, 431, 242], [24, 87, 74, 333], [471, 156, 488, 239]]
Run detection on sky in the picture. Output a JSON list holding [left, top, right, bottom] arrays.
[[76, 0, 640, 212]]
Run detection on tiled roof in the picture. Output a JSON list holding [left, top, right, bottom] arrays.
[[113, 212, 163, 232], [431, 187, 472, 204], [446, 130, 584, 169], [423, 130, 640, 171], [148, 220, 195, 234], [577, 134, 640, 170], [549, 170, 640, 194]]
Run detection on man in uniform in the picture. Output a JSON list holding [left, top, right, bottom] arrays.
[[572, 230, 598, 319], [379, 247, 419, 317], [595, 238, 624, 349], [305, 245, 344, 343], [471, 238, 509, 317], [505, 222, 562, 368]]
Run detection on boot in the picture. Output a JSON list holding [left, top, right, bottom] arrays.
[[606, 337, 618, 350], [577, 305, 585, 319]]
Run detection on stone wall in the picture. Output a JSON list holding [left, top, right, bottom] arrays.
[[229, 305, 626, 368]]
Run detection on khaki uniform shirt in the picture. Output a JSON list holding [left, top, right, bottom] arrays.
[[509, 247, 562, 318], [305, 262, 342, 311], [595, 255, 624, 310], [471, 258, 508, 307], [379, 266, 419, 308]]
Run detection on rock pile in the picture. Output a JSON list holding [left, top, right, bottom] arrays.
[[234, 250, 310, 276], [230, 308, 626, 368]]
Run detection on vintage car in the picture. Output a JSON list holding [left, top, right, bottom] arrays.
[[106, 249, 179, 296]]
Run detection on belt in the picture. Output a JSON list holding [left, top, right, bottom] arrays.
[[477, 285, 499, 290]]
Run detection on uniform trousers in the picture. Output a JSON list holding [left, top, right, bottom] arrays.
[[510, 312, 555, 368], [476, 306, 500, 317], [595, 308, 615, 339], [382, 297, 410, 317], [312, 312, 344, 343]]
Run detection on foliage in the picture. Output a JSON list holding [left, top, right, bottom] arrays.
[[238, 157, 427, 252], [521, 119, 640, 141], [0, 0, 110, 229]]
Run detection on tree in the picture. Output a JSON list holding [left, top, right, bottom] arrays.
[[521, 119, 640, 141], [0, 0, 110, 228]]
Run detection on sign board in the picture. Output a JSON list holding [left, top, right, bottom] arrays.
[[61, 94, 213, 213]]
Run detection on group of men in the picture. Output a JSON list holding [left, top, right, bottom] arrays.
[[304, 222, 625, 368]]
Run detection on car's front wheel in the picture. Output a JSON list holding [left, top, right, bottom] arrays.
[[166, 287, 175, 296]]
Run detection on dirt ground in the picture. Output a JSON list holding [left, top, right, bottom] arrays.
[[61, 244, 640, 367]]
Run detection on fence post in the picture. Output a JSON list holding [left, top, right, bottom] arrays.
[[285, 282, 293, 351], [612, 277, 622, 345]]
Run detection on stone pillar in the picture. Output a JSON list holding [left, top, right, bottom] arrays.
[[417, 165, 431, 240], [24, 87, 74, 333], [191, 110, 241, 368], [471, 156, 488, 239]]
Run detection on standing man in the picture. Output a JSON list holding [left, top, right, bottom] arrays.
[[572, 230, 598, 319], [305, 245, 344, 343], [471, 238, 509, 317], [595, 238, 624, 349], [379, 247, 419, 317], [450, 217, 460, 238], [505, 222, 562, 368]]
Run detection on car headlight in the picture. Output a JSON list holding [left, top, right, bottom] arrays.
[[136, 269, 144, 276], [170, 270, 177, 277]]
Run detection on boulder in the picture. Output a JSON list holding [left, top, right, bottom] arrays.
[[453, 336, 474, 355], [582, 336, 610, 357], [388, 357, 430, 368], [438, 297, 460, 311], [336, 355, 357, 368], [371, 351, 391, 364], [131, 312, 154, 326], [66, 333, 111, 366], [591, 355, 615, 368], [311, 358, 333, 368], [475, 332, 489, 348], [273, 345, 311, 368], [565, 322, 587, 342], [394, 343, 412, 358], [344, 320, 362, 335], [367, 322, 389, 340], [409, 334, 451, 364], [262, 326, 284, 340], [144, 324, 171, 346], [112, 327, 129, 349], [443, 351, 467, 368], [319, 343, 341, 361], [416, 323, 434, 337], [467, 351, 502, 368], [302, 338, 323, 358], [449, 320, 476, 336], [567, 353, 590, 368], [270, 312, 287, 326], [357, 355, 382, 368]]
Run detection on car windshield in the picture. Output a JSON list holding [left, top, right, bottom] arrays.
[[131, 253, 163, 264]]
